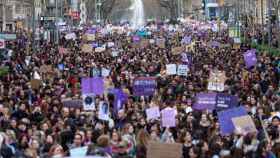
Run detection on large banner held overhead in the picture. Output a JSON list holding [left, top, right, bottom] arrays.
[[81, 77, 104, 95], [133, 77, 157, 96], [193, 93, 217, 111]]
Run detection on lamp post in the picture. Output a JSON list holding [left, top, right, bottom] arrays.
[[268, 0, 272, 46]]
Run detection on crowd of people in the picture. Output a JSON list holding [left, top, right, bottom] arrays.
[[0, 19, 279, 158]]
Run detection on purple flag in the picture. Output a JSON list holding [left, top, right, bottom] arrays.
[[133, 77, 157, 96], [244, 49, 257, 68], [218, 106, 247, 135], [215, 93, 238, 111], [193, 93, 217, 111], [81, 77, 104, 95]]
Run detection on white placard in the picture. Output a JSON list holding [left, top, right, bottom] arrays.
[[101, 68, 110, 77], [98, 101, 110, 121], [82, 94, 95, 111], [65, 33, 76, 40], [166, 64, 177, 75], [107, 42, 115, 48], [177, 64, 189, 76], [146, 106, 160, 121]]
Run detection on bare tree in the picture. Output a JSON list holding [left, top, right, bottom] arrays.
[[272, 0, 280, 24], [101, 0, 118, 22], [159, 0, 178, 22]]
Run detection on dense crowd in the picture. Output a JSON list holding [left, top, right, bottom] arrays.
[[0, 20, 279, 158]]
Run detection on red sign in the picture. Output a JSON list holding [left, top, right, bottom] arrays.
[[71, 11, 80, 20]]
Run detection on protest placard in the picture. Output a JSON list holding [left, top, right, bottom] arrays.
[[133, 77, 156, 96], [82, 44, 93, 53], [181, 36, 192, 45], [98, 101, 110, 121], [30, 79, 41, 90], [65, 33, 76, 40], [166, 64, 177, 75], [85, 33, 95, 41], [62, 99, 83, 108], [232, 115, 257, 134], [147, 141, 182, 158], [70, 146, 88, 157], [95, 46, 106, 53], [146, 106, 160, 121], [111, 50, 119, 57], [207, 70, 226, 92], [177, 64, 189, 76], [244, 49, 257, 68], [81, 77, 104, 95], [82, 94, 95, 111], [215, 93, 238, 111], [161, 108, 176, 127], [218, 106, 248, 135], [101, 68, 110, 77], [193, 93, 217, 111], [107, 42, 114, 48]]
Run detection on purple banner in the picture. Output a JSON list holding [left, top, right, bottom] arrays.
[[193, 93, 217, 111], [133, 77, 157, 96], [244, 49, 257, 68], [81, 77, 104, 95], [62, 99, 83, 108], [215, 93, 238, 111], [218, 106, 247, 135]]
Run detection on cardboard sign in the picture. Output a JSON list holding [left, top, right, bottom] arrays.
[[232, 115, 257, 134], [82, 44, 93, 53], [208, 70, 226, 92], [147, 141, 182, 158], [30, 79, 41, 90], [171, 46, 184, 55], [85, 33, 95, 41]]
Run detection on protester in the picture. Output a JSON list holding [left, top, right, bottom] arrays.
[[0, 19, 279, 158]]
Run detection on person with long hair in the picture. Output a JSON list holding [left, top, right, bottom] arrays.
[[136, 129, 150, 158]]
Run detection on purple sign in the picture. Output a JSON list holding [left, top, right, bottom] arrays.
[[215, 93, 238, 111], [218, 106, 247, 135], [81, 77, 104, 95], [181, 36, 192, 44], [193, 93, 217, 111], [181, 53, 192, 65], [161, 109, 176, 127], [86, 28, 96, 34], [133, 77, 157, 96], [244, 49, 257, 68]]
